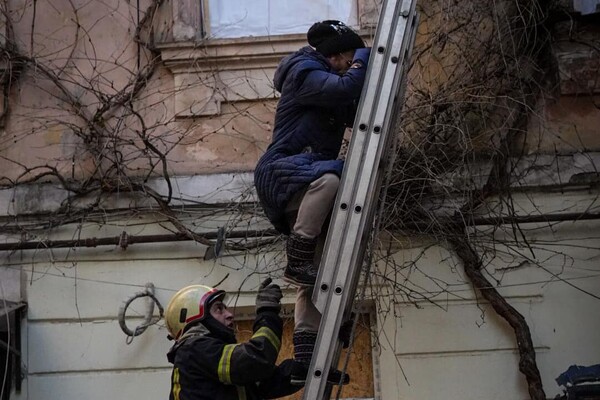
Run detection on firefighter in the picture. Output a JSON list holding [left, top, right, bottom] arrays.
[[254, 20, 369, 380], [165, 278, 302, 400]]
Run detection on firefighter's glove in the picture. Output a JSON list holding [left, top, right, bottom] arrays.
[[256, 277, 282, 314], [338, 313, 355, 349]]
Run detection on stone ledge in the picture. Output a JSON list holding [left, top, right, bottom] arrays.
[[157, 34, 305, 117], [157, 31, 371, 117], [0, 172, 255, 216], [2, 153, 600, 217]]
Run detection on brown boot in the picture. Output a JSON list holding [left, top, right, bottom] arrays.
[[284, 232, 318, 286]]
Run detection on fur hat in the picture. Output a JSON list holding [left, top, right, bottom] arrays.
[[307, 20, 365, 56]]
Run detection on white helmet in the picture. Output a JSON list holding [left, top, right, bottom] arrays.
[[165, 285, 226, 339]]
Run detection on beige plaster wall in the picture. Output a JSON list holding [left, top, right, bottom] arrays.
[[2, 0, 599, 186], [1, 188, 598, 400], [1, 2, 600, 400], [0, 0, 281, 183]]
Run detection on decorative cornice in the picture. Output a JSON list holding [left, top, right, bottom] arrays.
[[156, 31, 371, 116], [157, 33, 306, 72]]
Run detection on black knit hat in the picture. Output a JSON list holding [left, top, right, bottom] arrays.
[[307, 20, 365, 57]]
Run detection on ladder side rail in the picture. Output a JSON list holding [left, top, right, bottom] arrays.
[[313, 0, 416, 358], [378, 11, 419, 194], [336, 9, 420, 329], [332, 4, 419, 334], [313, 0, 400, 303], [313, 0, 408, 313], [302, 2, 418, 399], [313, 0, 417, 313], [350, 10, 420, 234], [328, 24, 421, 399], [366, 11, 419, 277]]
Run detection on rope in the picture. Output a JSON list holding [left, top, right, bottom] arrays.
[[117, 282, 164, 344]]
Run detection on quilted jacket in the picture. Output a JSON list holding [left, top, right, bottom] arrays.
[[254, 46, 370, 233]]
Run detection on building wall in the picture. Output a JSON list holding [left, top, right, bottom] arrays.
[[1, 1, 600, 400], [375, 190, 600, 399], [1, 207, 377, 400], [3, 187, 600, 400]]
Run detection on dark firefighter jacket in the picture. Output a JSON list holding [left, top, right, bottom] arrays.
[[167, 310, 300, 400], [254, 46, 370, 233]]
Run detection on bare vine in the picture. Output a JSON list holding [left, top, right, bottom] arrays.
[[0, 1, 598, 399], [374, 0, 599, 397]]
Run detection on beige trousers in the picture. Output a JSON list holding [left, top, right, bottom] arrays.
[[285, 173, 340, 332]]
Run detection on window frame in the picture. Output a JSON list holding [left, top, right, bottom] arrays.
[[155, 0, 379, 43]]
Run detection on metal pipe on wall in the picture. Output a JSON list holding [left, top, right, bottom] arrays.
[[1, 212, 600, 252], [0, 229, 279, 252]]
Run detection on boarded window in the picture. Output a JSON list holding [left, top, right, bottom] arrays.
[[235, 314, 375, 399]]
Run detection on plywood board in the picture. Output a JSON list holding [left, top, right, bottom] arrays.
[[237, 315, 375, 400]]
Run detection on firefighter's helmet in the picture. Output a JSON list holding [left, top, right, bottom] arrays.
[[165, 285, 226, 339]]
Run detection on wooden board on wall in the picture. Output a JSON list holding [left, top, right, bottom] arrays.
[[236, 315, 375, 399]]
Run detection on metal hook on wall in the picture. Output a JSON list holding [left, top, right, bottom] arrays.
[[117, 282, 164, 344]]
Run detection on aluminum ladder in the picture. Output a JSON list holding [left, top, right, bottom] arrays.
[[302, 1, 419, 398]]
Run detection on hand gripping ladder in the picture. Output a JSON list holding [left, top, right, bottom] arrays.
[[302, 1, 418, 399]]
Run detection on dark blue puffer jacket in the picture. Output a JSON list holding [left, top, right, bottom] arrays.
[[254, 46, 370, 233]]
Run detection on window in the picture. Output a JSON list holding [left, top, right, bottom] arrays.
[[155, 0, 379, 118], [156, 0, 378, 42], [207, 0, 359, 38]]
